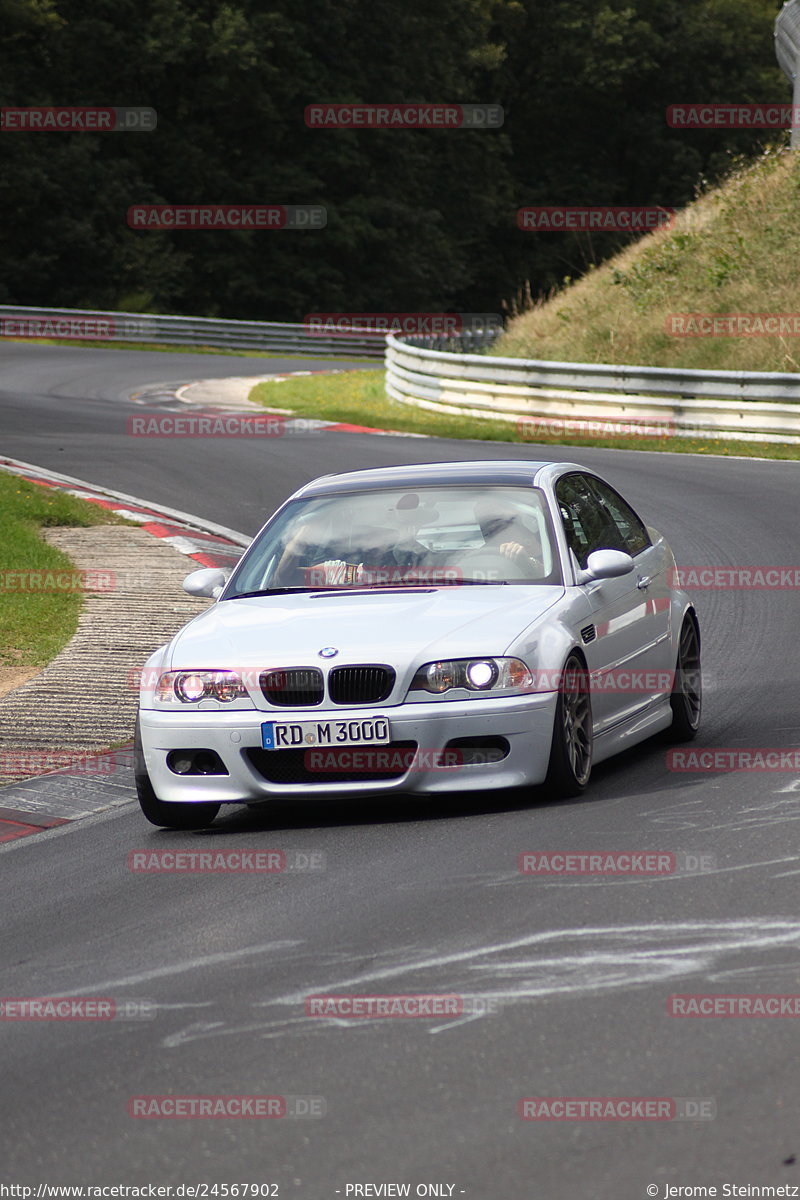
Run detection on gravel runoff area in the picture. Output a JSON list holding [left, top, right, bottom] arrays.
[[0, 525, 210, 786]]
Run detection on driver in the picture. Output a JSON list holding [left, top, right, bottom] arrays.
[[273, 494, 438, 586], [473, 496, 542, 575]]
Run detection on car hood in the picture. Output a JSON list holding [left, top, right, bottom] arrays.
[[168, 586, 564, 669]]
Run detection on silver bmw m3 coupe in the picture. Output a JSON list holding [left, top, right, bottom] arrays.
[[135, 460, 701, 827]]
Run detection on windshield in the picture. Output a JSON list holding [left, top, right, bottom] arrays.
[[225, 484, 563, 595]]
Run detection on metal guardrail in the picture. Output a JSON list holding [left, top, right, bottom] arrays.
[[776, 0, 800, 147], [776, 0, 800, 80], [401, 330, 501, 355], [7, 303, 800, 441], [0, 305, 386, 359], [385, 335, 800, 443]]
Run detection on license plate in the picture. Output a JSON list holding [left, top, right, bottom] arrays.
[[261, 716, 391, 751]]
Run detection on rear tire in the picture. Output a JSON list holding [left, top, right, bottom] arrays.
[[666, 613, 702, 742], [134, 710, 220, 829], [545, 653, 593, 797]]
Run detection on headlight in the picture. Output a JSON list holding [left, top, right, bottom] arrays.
[[424, 661, 461, 693], [409, 657, 533, 697], [176, 673, 207, 702], [465, 660, 498, 690], [155, 670, 249, 704]]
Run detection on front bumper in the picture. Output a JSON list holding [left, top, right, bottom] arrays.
[[138, 693, 559, 803]]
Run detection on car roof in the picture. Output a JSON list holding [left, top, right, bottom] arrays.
[[294, 459, 586, 498]]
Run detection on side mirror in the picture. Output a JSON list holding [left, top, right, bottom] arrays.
[[182, 567, 228, 599], [582, 549, 635, 582]]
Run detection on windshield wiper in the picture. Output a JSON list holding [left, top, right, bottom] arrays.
[[229, 580, 510, 598], [225, 586, 346, 598]]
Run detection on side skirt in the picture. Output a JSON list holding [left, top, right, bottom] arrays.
[[592, 700, 673, 765]]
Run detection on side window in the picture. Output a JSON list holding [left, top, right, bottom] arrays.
[[586, 478, 651, 557], [556, 475, 590, 567], [556, 474, 622, 569]]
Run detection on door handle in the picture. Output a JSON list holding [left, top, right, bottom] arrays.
[[637, 575, 652, 590]]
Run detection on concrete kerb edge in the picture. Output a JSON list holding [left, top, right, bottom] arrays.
[[0, 455, 252, 548], [0, 458, 252, 834]]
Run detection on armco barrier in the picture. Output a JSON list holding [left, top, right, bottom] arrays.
[[0, 305, 385, 359], [8, 304, 800, 442], [385, 335, 800, 443], [776, 0, 800, 147]]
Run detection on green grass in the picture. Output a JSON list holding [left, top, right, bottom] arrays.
[[249, 369, 800, 460], [0, 473, 129, 669], [497, 144, 800, 373]]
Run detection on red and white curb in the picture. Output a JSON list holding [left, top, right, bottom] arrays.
[[0, 456, 249, 570], [0, 457, 253, 840], [0, 807, 70, 844]]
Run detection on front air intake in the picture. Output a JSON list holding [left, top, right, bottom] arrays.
[[246, 741, 418, 783]]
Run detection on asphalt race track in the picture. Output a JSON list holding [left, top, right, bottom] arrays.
[[2, 342, 800, 1197]]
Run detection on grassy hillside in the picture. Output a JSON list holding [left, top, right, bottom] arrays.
[[497, 146, 800, 373]]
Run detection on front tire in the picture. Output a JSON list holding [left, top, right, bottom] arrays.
[[545, 653, 593, 797], [133, 710, 220, 829], [666, 613, 702, 741]]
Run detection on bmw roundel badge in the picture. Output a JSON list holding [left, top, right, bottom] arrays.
[[318, 647, 338, 658]]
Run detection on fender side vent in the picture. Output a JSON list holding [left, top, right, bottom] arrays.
[[581, 624, 596, 644]]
